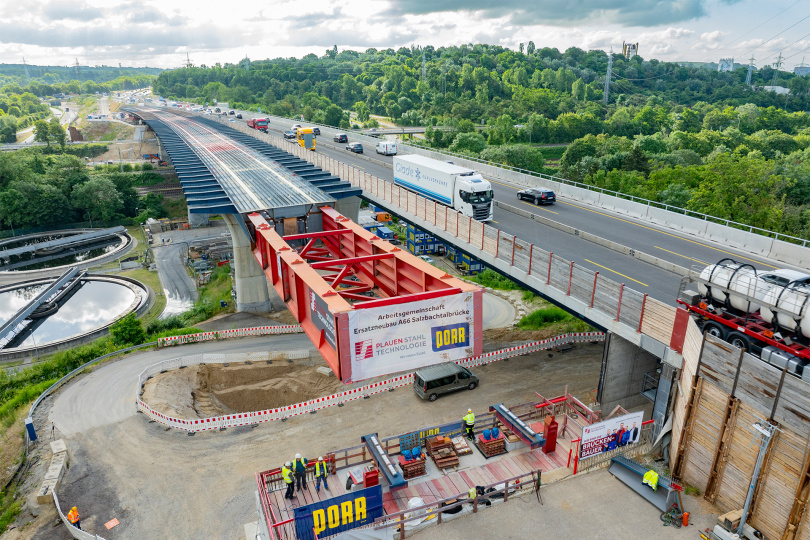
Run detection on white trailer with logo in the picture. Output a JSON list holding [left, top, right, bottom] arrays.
[[392, 155, 493, 221]]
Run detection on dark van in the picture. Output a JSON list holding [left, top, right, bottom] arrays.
[[413, 363, 478, 402]]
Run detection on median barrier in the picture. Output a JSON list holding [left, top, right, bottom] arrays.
[[769, 239, 810, 268]]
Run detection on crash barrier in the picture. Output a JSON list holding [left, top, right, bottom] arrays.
[[138, 332, 604, 433], [157, 324, 303, 347], [53, 490, 107, 540]]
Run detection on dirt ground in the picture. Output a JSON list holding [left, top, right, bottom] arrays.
[[9, 336, 606, 540], [142, 362, 343, 418]]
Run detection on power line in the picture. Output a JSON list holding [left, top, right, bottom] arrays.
[[716, 0, 802, 56], [759, 30, 810, 63], [739, 12, 810, 59]]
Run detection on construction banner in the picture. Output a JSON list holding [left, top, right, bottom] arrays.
[[348, 292, 476, 380], [294, 485, 383, 540], [579, 411, 644, 460]]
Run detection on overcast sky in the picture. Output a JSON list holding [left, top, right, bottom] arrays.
[[1, 0, 809, 71]]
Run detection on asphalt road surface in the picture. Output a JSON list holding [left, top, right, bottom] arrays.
[[153, 237, 198, 318]]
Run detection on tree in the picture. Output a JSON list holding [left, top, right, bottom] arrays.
[[34, 119, 51, 146], [572, 78, 586, 101], [354, 101, 371, 122], [449, 132, 487, 154], [624, 145, 650, 177], [0, 116, 17, 143], [109, 313, 146, 346], [72, 177, 123, 223], [49, 117, 66, 149], [526, 41, 535, 56], [323, 104, 344, 127], [480, 145, 545, 172]]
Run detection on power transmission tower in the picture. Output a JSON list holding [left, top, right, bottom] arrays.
[[422, 50, 426, 83], [603, 49, 613, 105], [74, 58, 81, 78], [22, 58, 30, 80], [746, 55, 755, 86], [244, 55, 250, 72], [184, 53, 193, 69], [772, 52, 783, 86]]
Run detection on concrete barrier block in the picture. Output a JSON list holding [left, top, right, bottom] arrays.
[[610, 197, 650, 220], [647, 207, 708, 237], [50, 439, 67, 455], [37, 478, 58, 504], [769, 239, 810, 268], [704, 222, 772, 255], [559, 184, 600, 205]]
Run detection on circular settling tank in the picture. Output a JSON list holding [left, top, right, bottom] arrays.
[[0, 230, 130, 272], [0, 276, 147, 351]]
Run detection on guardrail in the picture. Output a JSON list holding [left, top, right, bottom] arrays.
[[52, 476, 108, 540], [138, 332, 604, 433]]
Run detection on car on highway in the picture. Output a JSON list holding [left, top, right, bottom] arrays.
[[346, 142, 363, 153], [236, 114, 242, 119], [313, 127, 321, 136], [228, 110, 235, 115], [517, 188, 556, 205], [334, 133, 348, 143], [284, 131, 297, 139]]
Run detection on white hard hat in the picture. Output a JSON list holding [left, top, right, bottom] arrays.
[[468, 408, 472, 413], [318, 456, 323, 461], [285, 461, 291, 467], [295, 453, 302, 459]]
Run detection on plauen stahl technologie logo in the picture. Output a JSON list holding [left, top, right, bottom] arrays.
[[355, 340, 374, 360]]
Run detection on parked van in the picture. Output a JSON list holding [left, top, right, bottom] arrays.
[[376, 141, 398, 156], [413, 363, 478, 402]]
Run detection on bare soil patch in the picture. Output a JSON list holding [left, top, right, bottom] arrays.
[[142, 362, 342, 419]]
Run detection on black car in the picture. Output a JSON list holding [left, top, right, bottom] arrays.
[[313, 127, 321, 136], [334, 133, 348, 143], [228, 110, 235, 115], [284, 131, 297, 139], [517, 188, 556, 205], [236, 113, 242, 119], [346, 143, 363, 153]]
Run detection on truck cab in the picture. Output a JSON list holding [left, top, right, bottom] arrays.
[[455, 174, 494, 221]]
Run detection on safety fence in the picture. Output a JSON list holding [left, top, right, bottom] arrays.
[[157, 324, 303, 347], [53, 490, 107, 540], [138, 332, 604, 433]]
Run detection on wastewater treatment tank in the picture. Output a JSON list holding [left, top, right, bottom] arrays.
[[0, 227, 131, 272], [0, 275, 148, 354]]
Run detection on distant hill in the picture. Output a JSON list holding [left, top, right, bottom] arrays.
[[0, 64, 162, 86]]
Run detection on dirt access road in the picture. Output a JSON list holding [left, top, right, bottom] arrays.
[[24, 335, 603, 539]]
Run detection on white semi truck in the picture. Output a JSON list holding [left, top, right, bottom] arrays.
[[393, 155, 493, 221]]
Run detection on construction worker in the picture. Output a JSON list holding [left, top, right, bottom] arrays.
[[642, 469, 659, 492], [463, 408, 475, 441], [67, 506, 81, 530], [293, 453, 308, 492], [315, 456, 330, 493], [282, 462, 295, 500]]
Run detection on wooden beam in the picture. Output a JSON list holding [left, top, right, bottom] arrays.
[[704, 397, 739, 503]]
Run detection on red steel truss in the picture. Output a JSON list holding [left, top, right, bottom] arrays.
[[247, 207, 482, 382]]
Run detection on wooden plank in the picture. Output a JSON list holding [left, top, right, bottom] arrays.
[[501, 456, 527, 477], [682, 380, 727, 492], [432, 478, 451, 500], [715, 405, 760, 512], [775, 375, 810, 435], [485, 462, 508, 482], [447, 472, 471, 494]]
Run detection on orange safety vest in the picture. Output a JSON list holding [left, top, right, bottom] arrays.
[[67, 509, 79, 523]]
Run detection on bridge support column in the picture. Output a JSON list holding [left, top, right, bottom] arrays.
[[333, 196, 360, 223], [188, 211, 210, 228], [597, 333, 660, 414], [222, 214, 271, 314]]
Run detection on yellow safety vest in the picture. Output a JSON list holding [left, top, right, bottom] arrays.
[[282, 466, 293, 484], [463, 412, 475, 425], [642, 470, 659, 492], [316, 461, 327, 477]]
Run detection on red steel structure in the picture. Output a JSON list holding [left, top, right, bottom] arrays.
[[248, 207, 483, 382]]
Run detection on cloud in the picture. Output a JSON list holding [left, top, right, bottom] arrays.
[[384, 0, 707, 26], [39, 0, 104, 22]]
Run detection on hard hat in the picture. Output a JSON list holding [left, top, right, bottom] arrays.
[[295, 453, 302, 459], [468, 408, 472, 413], [71, 507, 77, 512], [285, 461, 291, 467], [318, 456, 323, 461]]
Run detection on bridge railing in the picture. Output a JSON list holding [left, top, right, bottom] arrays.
[[228, 123, 683, 362]]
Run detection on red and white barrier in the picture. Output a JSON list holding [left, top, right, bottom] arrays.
[[157, 325, 303, 347], [138, 332, 605, 433]]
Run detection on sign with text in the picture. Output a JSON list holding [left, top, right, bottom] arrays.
[[348, 292, 475, 380], [579, 411, 644, 460], [294, 485, 383, 540], [309, 288, 337, 349]]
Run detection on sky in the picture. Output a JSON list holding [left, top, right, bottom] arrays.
[[1, 0, 809, 72]]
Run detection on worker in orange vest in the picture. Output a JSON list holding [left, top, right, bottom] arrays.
[[67, 506, 81, 530]]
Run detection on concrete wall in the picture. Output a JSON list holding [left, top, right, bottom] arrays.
[[598, 333, 661, 414]]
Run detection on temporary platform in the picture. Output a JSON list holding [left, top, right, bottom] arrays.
[[256, 394, 649, 540], [608, 456, 683, 512], [248, 206, 483, 382]]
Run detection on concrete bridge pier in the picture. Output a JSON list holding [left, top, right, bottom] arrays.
[[597, 333, 661, 414], [222, 214, 272, 314], [333, 196, 360, 223]]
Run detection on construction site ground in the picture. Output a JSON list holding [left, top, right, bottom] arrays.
[[9, 329, 621, 540]]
